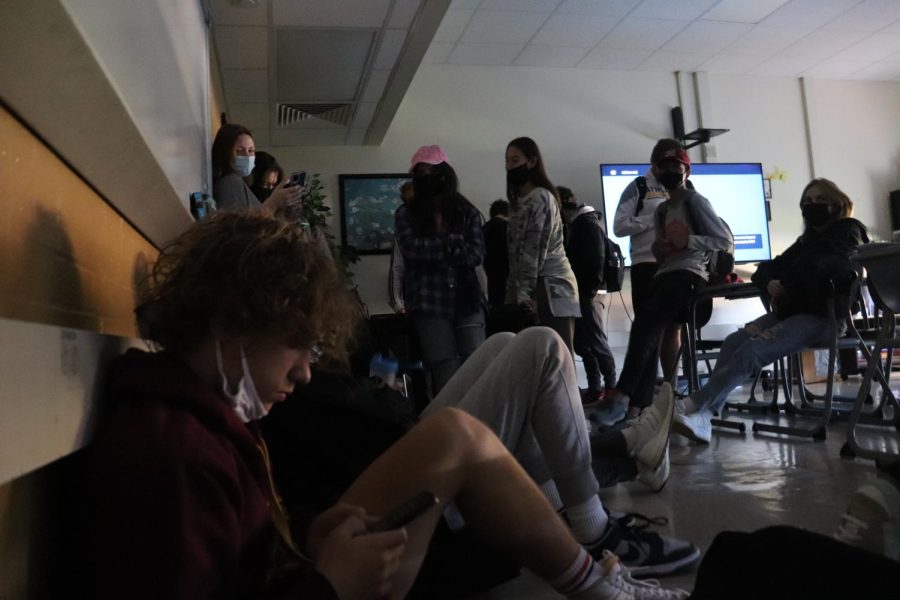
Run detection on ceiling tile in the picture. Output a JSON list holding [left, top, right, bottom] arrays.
[[271, 128, 348, 147], [722, 25, 810, 57], [630, 0, 720, 21], [637, 50, 712, 72], [831, 33, 900, 62], [557, 0, 641, 16], [434, 9, 474, 43], [885, 19, 900, 33], [759, 0, 862, 30], [228, 103, 269, 132], [822, 0, 900, 32], [801, 60, 870, 79], [273, 0, 391, 27], [778, 28, 868, 60], [422, 42, 455, 63], [362, 69, 391, 101], [845, 61, 900, 80], [696, 53, 767, 74], [352, 101, 378, 129], [515, 45, 588, 67], [700, 0, 790, 24], [215, 26, 269, 70], [208, 0, 269, 26], [479, 0, 562, 10], [223, 70, 269, 103], [375, 29, 408, 69], [251, 130, 270, 147], [275, 28, 374, 102], [533, 14, 621, 47], [748, 55, 821, 76], [447, 43, 523, 64], [388, 0, 421, 28], [578, 46, 654, 69], [461, 10, 550, 44], [451, 0, 482, 8], [660, 20, 754, 53], [598, 17, 689, 51]]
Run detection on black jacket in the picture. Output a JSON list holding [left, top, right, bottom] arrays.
[[564, 208, 606, 299], [751, 217, 869, 318]]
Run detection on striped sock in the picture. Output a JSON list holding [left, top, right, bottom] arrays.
[[550, 547, 604, 597]]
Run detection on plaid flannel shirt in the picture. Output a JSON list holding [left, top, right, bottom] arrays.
[[395, 201, 485, 318]]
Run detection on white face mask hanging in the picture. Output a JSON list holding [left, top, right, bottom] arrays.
[[215, 340, 268, 423], [233, 154, 255, 178]]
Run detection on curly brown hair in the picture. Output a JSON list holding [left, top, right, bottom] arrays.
[[136, 212, 359, 365]]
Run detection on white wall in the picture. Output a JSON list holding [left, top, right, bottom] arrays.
[[804, 78, 900, 240], [62, 0, 212, 206], [272, 64, 900, 337]]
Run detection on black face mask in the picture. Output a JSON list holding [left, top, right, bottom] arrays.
[[802, 203, 833, 226], [658, 170, 684, 191], [252, 186, 272, 202], [506, 164, 532, 189], [413, 172, 445, 198]]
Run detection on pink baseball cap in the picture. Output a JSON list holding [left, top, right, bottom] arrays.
[[410, 145, 450, 171]]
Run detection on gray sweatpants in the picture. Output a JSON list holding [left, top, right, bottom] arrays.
[[423, 327, 598, 507]]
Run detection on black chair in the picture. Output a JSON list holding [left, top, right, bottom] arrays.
[[751, 273, 867, 440], [841, 243, 900, 467]]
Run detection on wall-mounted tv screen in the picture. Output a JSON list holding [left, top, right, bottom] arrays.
[[599, 163, 772, 267]]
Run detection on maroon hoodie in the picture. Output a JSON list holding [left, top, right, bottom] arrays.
[[84, 349, 337, 600]]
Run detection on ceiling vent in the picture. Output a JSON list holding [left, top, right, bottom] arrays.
[[276, 102, 354, 127]]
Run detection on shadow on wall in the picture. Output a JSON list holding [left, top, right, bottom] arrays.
[[10, 206, 95, 330]]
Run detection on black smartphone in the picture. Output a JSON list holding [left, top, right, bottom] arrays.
[[366, 491, 439, 534], [286, 170, 306, 188]]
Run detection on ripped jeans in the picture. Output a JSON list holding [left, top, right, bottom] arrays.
[[692, 311, 832, 415]]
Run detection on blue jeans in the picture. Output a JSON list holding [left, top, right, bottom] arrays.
[[693, 311, 832, 414], [413, 310, 486, 396]]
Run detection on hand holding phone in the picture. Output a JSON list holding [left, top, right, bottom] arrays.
[[286, 170, 306, 188], [366, 491, 439, 534]]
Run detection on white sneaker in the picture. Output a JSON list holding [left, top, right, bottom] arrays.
[[672, 409, 712, 444], [636, 445, 670, 493], [833, 478, 900, 560], [581, 551, 690, 600], [628, 383, 675, 472]]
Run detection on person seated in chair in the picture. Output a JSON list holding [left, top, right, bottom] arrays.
[[83, 212, 687, 600], [673, 178, 869, 443]]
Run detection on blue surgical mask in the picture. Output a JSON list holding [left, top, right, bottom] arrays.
[[215, 340, 267, 423], [233, 155, 255, 178]]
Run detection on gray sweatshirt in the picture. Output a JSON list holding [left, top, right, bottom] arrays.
[[653, 190, 732, 280]]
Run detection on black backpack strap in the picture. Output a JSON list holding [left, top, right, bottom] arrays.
[[634, 176, 648, 217]]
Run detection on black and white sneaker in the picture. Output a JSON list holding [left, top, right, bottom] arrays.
[[588, 514, 700, 578]]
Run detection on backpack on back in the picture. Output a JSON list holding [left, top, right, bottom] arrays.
[[600, 229, 625, 293]]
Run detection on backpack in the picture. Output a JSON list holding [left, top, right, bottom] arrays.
[[601, 233, 626, 293], [633, 176, 694, 216], [659, 194, 735, 286]]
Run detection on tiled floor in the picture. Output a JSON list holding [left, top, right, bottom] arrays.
[[472, 377, 900, 599]]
